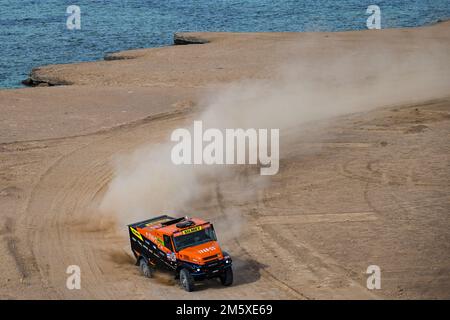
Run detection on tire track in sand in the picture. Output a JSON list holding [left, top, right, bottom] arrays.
[[17, 109, 301, 299]]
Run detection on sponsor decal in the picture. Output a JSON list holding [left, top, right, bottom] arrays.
[[156, 237, 164, 246], [167, 252, 177, 262], [181, 226, 202, 235], [130, 227, 143, 241], [198, 246, 216, 254]]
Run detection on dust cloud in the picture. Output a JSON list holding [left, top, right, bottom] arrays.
[[99, 40, 450, 239]]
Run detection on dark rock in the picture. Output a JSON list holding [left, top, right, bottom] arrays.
[[21, 68, 72, 87], [104, 53, 134, 61], [173, 33, 209, 45]]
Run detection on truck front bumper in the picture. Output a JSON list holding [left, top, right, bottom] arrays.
[[191, 259, 232, 280]]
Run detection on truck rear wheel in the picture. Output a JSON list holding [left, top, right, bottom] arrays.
[[220, 267, 233, 286], [139, 259, 153, 278], [179, 268, 195, 292]]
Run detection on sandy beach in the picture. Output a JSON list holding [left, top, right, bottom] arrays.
[[0, 21, 449, 299]]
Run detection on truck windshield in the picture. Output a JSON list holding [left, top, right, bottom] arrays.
[[173, 227, 217, 251]]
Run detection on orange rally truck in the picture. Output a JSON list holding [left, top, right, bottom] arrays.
[[128, 215, 233, 292]]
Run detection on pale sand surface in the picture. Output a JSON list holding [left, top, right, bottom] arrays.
[[0, 22, 449, 299]]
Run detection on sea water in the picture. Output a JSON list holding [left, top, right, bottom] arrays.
[[0, 0, 449, 88]]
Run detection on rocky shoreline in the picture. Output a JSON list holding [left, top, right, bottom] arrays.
[[21, 33, 210, 87], [21, 67, 73, 87]]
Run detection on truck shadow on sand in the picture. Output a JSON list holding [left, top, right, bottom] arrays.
[[149, 256, 264, 291], [108, 250, 265, 291], [187, 256, 266, 292]]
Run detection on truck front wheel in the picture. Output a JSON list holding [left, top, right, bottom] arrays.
[[220, 267, 233, 286], [179, 268, 195, 292]]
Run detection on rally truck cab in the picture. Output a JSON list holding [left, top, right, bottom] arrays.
[[128, 215, 233, 292]]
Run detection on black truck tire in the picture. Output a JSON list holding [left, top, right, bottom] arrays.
[[220, 267, 233, 286], [180, 268, 195, 292], [139, 258, 153, 278]]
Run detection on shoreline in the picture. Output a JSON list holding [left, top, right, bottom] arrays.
[[5, 19, 449, 91], [1, 20, 449, 143], [19, 33, 212, 88]]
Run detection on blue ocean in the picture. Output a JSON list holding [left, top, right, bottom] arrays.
[[1, 0, 449, 88]]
